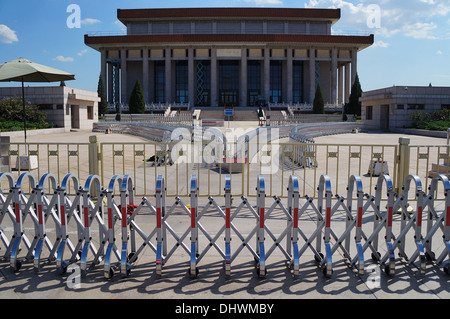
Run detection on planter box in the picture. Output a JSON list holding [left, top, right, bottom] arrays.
[[429, 163, 450, 178], [368, 160, 389, 176], [222, 157, 248, 173], [15, 155, 38, 171]]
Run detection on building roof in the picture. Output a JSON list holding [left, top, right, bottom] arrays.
[[360, 85, 450, 102], [117, 7, 341, 24], [85, 33, 374, 51]]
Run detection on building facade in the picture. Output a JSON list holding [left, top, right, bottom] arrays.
[[84, 7, 373, 108], [0, 86, 100, 131], [361, 86, 450, 131]]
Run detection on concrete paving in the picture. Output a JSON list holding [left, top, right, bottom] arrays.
[[1, 124, 450, 300]]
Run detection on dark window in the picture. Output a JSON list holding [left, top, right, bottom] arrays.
[[195, 61, 210, 106], [175, 61, 188, 103], [87, 106, 93, 120], [247, 61, 261, 106], [219, 61, 239, 107], [270, 61, 282, 103], [397, 104, 404, 110], [38, 104, 53, 110], [407, 104, 425, 110], [366, 105, 373, 120], [293, 61, 304, 103], [154, 61, 165, 103]]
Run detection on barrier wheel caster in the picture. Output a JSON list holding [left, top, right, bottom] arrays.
[[322, 266, 333, 279], [58, 261, 69, 275], [314, 253, 324, 263], [127, 252, 135, 263], [425, 251, 435, 261], [12, 260, 22, 272], [385, 265, 392, 276], [188, 267, 199, 278], [371, 252, 381, 262], [106, 268, 114, 279], [443, 264, 450, 275], [256, 265, 267, 278]]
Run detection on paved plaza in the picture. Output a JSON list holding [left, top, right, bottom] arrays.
[[1, 124, 450, 300]]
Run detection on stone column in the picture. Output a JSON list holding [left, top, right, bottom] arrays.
[[142, 48, 149, 103], [286, 48, 293, 105], [108, 61, 113, 104], [309, 48, 316, 103], [351, 48, 358, 86], [211, 48, 217, 107], [264, 47, 270, 104], [345, 62, 350, 103], [338, 65, 344, 105], [100, 49, 108, 103], [101, 49, 107, 94], [240, 48, 248, 107], [120, 48, 127, 105], [165, 48, 172, 104], [188, 47, 195, 107], [331, 48, 338, 105]]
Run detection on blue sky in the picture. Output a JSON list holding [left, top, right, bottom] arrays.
[[0, 0, 449, 92]]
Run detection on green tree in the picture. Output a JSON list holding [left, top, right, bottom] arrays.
[[313, 84, 325, 114], [128, 79, 145, 114], [347, 73, 362, 116], [0, 97, 53, 132], [97, 74, 108, 116], [0, 97, 47, 124]]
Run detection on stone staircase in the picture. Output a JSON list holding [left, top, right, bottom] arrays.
[[196, 108, 285, 121], [233, 110, 259, 121], [199, 110, 225, 120]]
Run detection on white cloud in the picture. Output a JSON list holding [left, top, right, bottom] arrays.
[[402, 22, 438, 39], [53, 56, 74, 62], [372, 40, 389, 48], [81, 18, 101, 26], [0, 24, 18, 44], [437, 50, 443, 55], [305, 0, 448, 40], [114, 20, 126, 33], [77, 49, 88, 56]]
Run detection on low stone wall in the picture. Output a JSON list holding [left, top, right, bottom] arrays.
[[0, 127, 67, 138], [289, 122, 364, 142], [288, 122, 365, 167], [93, 122, 185, 142], [390, 128, 448, 139]]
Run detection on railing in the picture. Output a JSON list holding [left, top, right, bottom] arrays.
[[288, 103, 343, 114], [1, 172, 449, 280], [0, 137, 448, 200], [107, 102, 190, 113], [101, 113, 193, 126]]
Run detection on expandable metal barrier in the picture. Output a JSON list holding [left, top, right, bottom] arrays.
[[1, 172, 450, 280]]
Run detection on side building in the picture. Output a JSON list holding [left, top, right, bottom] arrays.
[[84, 7, 373, 108], [0, 86, 100, 131], [361, 85, 450, 131]]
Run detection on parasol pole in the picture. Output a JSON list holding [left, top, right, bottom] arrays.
[[21, 77, 27, 149]]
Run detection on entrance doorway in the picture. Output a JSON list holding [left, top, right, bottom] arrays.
[[380, 104, 390, 131], [71, 105, 80, 129], [219, 61, 239, 107]]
